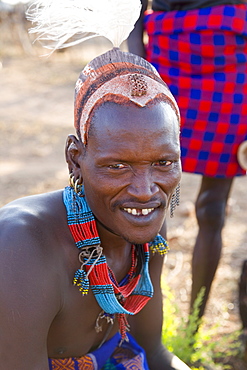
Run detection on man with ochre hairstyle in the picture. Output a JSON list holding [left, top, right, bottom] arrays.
[[0, 46, 191, 369]]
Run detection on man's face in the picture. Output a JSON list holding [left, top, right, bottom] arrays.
[[79, 101, 181, 245]]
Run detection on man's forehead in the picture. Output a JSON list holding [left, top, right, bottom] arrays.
[[89, 100, 179, 142], [92, 98, 176, 119]]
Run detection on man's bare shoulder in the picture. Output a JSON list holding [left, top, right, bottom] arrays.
[[0, 190, 67, 258], [1, 189, 64, 230], [1, 190, 64, 219]]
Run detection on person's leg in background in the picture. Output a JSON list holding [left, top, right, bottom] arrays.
[[191, 176, 234, 319]]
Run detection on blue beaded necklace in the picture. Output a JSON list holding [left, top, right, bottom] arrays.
[[63, 186, 169, 339]]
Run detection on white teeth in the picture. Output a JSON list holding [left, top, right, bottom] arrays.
[[123, 208, 154, 216]]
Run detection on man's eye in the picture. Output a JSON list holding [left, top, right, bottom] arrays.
[[153, 160, 173, 167], [108, 163, 127, 169]]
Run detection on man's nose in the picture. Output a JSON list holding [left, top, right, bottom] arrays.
[[127, 168, 159, 201]]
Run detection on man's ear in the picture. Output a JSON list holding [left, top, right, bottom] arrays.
[[65, 134, 85, 177]]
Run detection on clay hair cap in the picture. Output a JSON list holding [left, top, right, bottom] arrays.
[[74, 48, 180, 144]]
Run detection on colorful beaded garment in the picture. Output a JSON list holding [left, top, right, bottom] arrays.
[[63, 186, 169, 340]]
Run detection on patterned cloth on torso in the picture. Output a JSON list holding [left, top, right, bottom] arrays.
[[48, 332, 149, 369], [145, 4, 247, 177]]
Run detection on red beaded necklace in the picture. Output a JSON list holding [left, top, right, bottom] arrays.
[[63, 186, 169, 340]]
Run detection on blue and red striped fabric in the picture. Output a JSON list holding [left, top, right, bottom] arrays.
[[145, 4, 247, 177]]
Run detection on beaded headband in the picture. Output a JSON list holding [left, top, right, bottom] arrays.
[[74, 48, 180, 144]]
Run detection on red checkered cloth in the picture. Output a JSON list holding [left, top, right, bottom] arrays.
[[145, 4, 247, 177]]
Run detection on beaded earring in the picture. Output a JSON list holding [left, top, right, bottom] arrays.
[[170, 183, 180, 218], [149, 234, 169, 255]]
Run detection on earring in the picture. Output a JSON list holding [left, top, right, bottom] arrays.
[[170, 183, 180, 218], [74, 178, 83, 195], [69, 173, 75, 188], [69, 173, 83, 196]]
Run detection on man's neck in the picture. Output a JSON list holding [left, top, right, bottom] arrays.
[[96, 219, 131, 255], [95, 219, 133, 282]]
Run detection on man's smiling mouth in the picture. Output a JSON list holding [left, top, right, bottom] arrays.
[[123, 207, 155, 216]]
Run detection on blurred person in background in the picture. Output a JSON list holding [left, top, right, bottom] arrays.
[[128, 0, 247, 323]]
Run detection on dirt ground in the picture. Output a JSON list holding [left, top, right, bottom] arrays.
[[0, 29, 247, 369]]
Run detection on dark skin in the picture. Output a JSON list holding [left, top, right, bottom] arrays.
[[0, 101, 191, 369], [128, 0, 235, 320], [191, 176, 233, 317]]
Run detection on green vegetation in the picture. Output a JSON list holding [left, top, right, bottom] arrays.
[[162, 280, 241, 369]]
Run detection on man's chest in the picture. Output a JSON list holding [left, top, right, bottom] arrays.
[[47, 287, 119, 358]]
